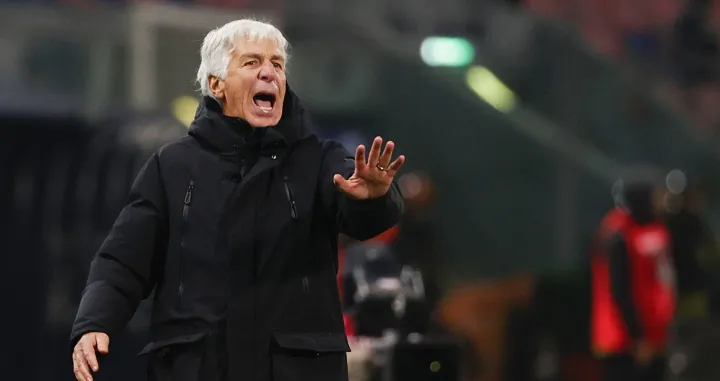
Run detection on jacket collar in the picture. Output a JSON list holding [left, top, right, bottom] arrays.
[[188, 84, 314, 153]]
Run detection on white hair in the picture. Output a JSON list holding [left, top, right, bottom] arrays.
[[196, 19, 289, 98]]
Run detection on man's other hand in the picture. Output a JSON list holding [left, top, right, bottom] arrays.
[[73, 332, 110, 381], [333, 136, 406, 200]]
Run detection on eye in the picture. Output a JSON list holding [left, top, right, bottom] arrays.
[[273, 62, 284, 70], [244, 59, 259, 67]]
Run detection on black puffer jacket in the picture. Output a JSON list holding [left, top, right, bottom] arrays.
[[71, 88, 404, 381]]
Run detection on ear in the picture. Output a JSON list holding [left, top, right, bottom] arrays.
[[208, 76, 225, 101]]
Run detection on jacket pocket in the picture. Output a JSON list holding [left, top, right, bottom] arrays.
[[138, 332, 208, 356], [139, 333, 208, 381], [178, 180, 194, 306], [271, 332, 350, 381], [283, 176, 298, 220]]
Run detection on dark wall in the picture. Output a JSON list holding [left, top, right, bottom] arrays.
[[0, 110, 186, 380]]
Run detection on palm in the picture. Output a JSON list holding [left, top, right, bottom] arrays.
[[333, 137, 406, 200]]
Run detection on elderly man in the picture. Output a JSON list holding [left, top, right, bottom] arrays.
[[70, 19, 405, 381]]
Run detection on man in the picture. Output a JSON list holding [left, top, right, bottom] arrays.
[[667, 180, 719, 310], [70, 19, 405, 381], [591, 170, 674, 381]]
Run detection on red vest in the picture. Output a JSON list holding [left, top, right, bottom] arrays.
[[591, 208, 675, 353]]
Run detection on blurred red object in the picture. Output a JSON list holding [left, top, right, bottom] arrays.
[[369, 225, 399, 245], [343, 313, 356, 337]]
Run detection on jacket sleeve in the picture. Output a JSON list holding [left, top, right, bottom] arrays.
[[70, 152, 169, 347], [607, 232, 642, 340], [320, 140, 404, 241]]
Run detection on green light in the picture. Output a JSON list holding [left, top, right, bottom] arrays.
[[430, 361, 442, 372], [420, 37, 475, 67], [466, 65, 516, 113]]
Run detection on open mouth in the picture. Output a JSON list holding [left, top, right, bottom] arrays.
[[252, 92, 276, 113]]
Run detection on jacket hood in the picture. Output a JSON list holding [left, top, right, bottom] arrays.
[[188, 84, 316, 153]]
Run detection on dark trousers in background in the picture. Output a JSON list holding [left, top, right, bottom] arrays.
[[602, 355, 666, 381]]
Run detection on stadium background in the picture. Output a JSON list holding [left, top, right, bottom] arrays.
[[3, 0, 720, 380]]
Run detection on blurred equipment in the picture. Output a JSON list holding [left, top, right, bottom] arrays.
[[342, 243, 460, 381], [347, 333, 462, 381], [343, 243, 430, 337], [388, 336, 462, 381]]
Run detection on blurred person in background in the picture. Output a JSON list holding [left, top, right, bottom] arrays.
[[591, 168, 674, 381], [70, 19, 405, 381], [665, 178, 719, 318], [671, 0, 720, 133]]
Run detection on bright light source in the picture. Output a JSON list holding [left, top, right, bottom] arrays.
[[171, 96, 200, 128], [420, 37, 475, 67], [465, 66, 516, 113], [666, 169, 687, 194]]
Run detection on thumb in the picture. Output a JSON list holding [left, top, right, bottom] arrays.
[[333, 174, 349, 190], [95, 333, 110, 354]]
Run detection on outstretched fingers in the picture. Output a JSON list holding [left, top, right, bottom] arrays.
[[384, 155, 406, 178]]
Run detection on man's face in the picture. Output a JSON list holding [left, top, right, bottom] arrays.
[[209, 37, 286, 127]]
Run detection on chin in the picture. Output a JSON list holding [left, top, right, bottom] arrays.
[[245, 112, 282, 127]]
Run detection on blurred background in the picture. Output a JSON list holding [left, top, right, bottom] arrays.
[[3, 0, 720, 380]]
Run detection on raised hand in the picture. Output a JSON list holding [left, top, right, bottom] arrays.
[[333, 136, 406, 200]]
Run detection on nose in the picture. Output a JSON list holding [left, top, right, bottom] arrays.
[[258, 62, 276, 82]]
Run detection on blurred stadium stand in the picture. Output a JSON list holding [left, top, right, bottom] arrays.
[[0, 85, 186, 379]]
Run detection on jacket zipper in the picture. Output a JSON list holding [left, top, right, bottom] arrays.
[[283, 176, 298, 220], [178, 180, 194, 301], [302, 276, 309, 294]]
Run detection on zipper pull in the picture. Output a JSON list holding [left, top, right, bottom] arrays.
[[184, 180, 194, 205], [283, 177, 298, 220]]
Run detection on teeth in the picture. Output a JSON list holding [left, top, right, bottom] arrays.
[[259, 106, 272, 113]]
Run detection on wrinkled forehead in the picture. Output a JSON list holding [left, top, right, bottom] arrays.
[[231, 35, 286, 61]]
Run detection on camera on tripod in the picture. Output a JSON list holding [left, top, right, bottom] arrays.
[[341, 243, 461, 381], [342, 243, 430, 337]]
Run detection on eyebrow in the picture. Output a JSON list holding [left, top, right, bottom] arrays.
[[239, 53, 285, 63]]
